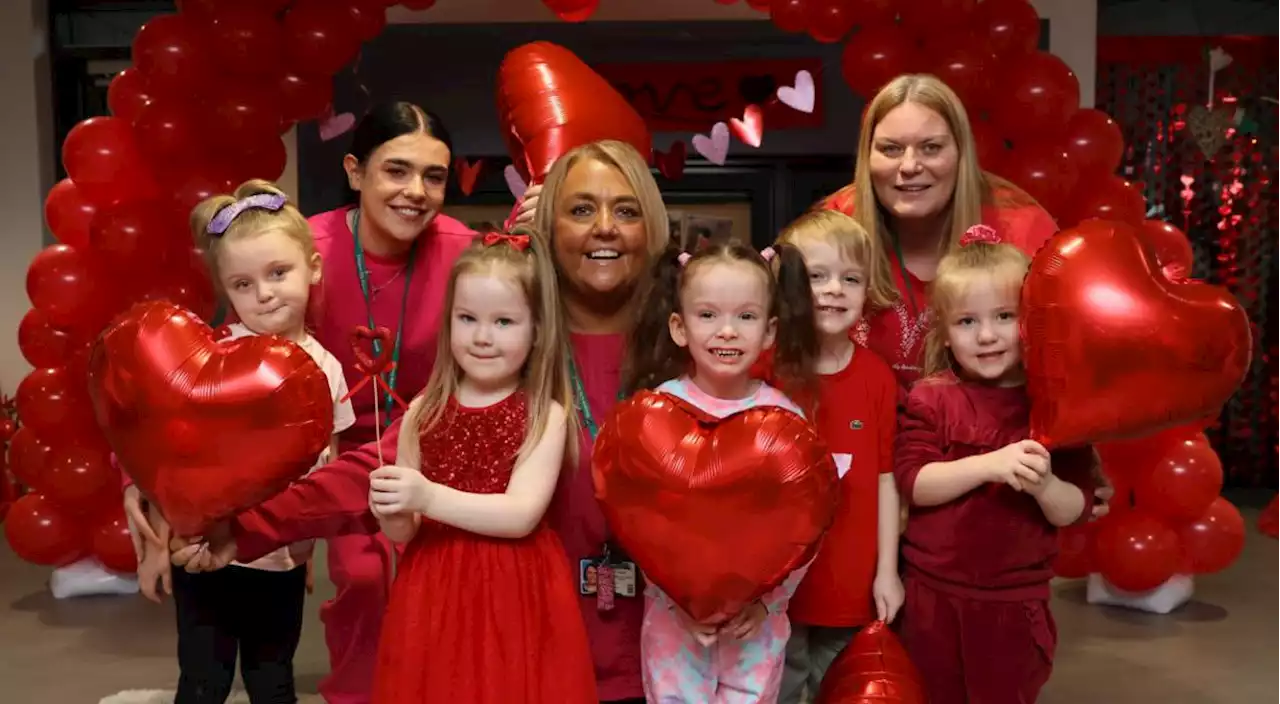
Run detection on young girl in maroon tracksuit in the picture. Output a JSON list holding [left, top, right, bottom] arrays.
[[894, 226, 1094, 704]]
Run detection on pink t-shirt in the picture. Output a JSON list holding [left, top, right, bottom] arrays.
[[307, 206, 476, 451]]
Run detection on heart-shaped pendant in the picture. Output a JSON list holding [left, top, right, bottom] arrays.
[[592, 390, 837, 623], [1022, 220, 1252, 448], [89, 301, 335, 536]]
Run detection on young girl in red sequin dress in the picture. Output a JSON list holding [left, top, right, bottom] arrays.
[[364, 227, 597, 703], [894, 226, 1095, 704]]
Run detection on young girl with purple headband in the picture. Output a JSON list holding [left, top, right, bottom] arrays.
[[129, 179, 356, 703]]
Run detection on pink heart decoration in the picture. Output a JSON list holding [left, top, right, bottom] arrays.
[[319, 111, 356, 142], [777, 70, 816, 113], [692, 122, 730, 165], [504, 164, 528, 199]]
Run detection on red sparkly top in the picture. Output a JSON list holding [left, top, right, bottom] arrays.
[[419, 391, 528, 494]]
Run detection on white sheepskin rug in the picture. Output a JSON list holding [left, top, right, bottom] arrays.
[[99, 690, 325, 704]]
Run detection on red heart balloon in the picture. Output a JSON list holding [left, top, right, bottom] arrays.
[[88, 301, 334, 537], [1022, 220, 1251, 448], [814, 620, 926, 704], [592, 390, 837, 623], [496, 42, 651, 184]]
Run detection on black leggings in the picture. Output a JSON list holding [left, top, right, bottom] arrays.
[[173, 564, 306, 704]]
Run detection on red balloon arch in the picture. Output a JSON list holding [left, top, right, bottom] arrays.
[[12, 0, 1228, 581]]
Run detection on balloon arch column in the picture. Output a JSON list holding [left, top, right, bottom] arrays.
[[8, 0, 1246, 601]]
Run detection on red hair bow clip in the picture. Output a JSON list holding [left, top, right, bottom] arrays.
[[959, 224, 1001, 247], [483, 232, 532, 251]]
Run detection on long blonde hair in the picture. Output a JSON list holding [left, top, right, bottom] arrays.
[[920, 241, 1031, 378], [534, 140, 669, 264], [776, 209, 891, 311], [395, 226, 577, 469], [828, 74, 1038, 307], [190, 179, 316, 285]]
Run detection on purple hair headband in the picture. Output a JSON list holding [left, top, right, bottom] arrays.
[[206, 193, 288, 236]]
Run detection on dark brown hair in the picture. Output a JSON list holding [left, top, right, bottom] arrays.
[[622, 240, 817, 398]]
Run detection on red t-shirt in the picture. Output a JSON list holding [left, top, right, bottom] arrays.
[[788, 346, 897, 627], [894, 373, 1094, 601], [824, 187, 1059, 389]]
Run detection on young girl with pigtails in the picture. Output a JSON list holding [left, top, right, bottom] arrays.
[[619, 241, 821, 703]]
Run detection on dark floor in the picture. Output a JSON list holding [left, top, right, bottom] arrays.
[[1, 502, 1274, 703]]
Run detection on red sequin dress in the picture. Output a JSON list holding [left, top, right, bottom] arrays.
[[372, 392, 598, 703]]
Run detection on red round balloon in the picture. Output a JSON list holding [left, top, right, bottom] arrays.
[[7, 426, 52, 492], [996, 140, 1079, 219], [206, 79, 285, 147], [971, 119, 1010, 174], [1066, 174, 1147, 226], [41, 444, 118, 511], [26, 244, 115, 332], [543, 0, 599, 22], [132, 14, 216, 97], [1093, 511, 1182, 592], [497, 42, 652, 185], [344, 0, 388, 42], [132, 98, 210, 168], [928, 34, 995, 114], [89, 199, 176, 271], [283, 0, 363, 78], [769, 0, 808, 34], [106, 68, 154, 124], [16, 367, 97, 443], [89, 301, 335, 537], [207, 6, 286, 78], [1022, 220, 1252, 449], [972, 0, 1041, 58], [991, 52, 1080, 141], [1138, 219, 1194, 281], [1063, 108, 1125, 176], [840, 25, 917, 99], [62, 116, 159, 207], [276, 70, 334, 125], [1133, 436, 1223, 524], [91, 511, 139, 574], [898, 0, 976, 32], [592, 391, 837, 624], [18, 308, 89, 370], [1177, 497, 1245, 574], [43, 178, 98, 250], [805, 0, 858, 43], [4, 493, 86, 567]]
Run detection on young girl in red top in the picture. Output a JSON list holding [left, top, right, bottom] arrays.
[[894, 226, 1094, 704], [363, 228, 596, 703], [766, 211, 902, 704]]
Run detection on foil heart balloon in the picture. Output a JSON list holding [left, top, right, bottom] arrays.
[[88, 300, 334, 537], [814, 621, 926, 704], [496, 41, 651, 184], [592, 390, 837, 623], [1022, 219, 1251, 448]]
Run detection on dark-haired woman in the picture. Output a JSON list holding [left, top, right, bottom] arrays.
[[305, 101, 476, 704]]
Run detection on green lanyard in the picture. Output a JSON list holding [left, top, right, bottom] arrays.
[[890, 234, 920, 320], [352, 210, 417, 427], [569, 357, 626, 442]]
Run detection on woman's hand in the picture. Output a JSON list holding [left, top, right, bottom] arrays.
[[512, 184, 542, 226], [872, 570, 905, 624], [369, 465, 435, 516], [123, 485, 161, 558]]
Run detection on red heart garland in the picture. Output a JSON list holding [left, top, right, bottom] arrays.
[[652, 141, 687, 181], [592, 390, 837, 623], [729, 104, 765, 148], [1022, 220, 1252, 448], [454, 158, 483, 196], [89, 301, 334, 537]]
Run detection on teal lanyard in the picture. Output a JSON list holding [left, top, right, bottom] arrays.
[[890, 234, 920, 320], [352, 210, 416, 427], [569, 357, 626, 442]]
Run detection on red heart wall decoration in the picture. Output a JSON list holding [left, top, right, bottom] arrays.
[[1022, 219, 1252, 448], [89, 301, 334, 536], [496, 41, 652, 184], [729, 104, 765, 148], [454, 157, 483, 196], [653, 140, 687, 181], [592, 390, 837, 623]]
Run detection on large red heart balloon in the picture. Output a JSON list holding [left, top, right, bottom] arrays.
[[592, 390, 837, 623], [815, 620, 926, 704], [1022, 219, 1251, 448], [496, 42, 651, 184], [88, 301, 334, 537]]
